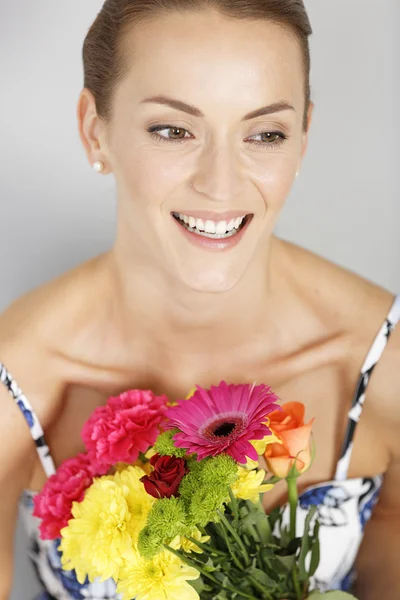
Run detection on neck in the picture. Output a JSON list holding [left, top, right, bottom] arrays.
[[100, 235, 295, 361]]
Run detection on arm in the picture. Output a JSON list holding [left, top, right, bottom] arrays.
[[0, 382, 36, 600], [354, 325, 400, 600], [0, 293, 67, 599], [354, 460, 400, 599]]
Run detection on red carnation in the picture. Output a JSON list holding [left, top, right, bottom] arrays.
[[140, 454, 189, 499], [81, 389, 168, 471], [33, 453, 99, 540]]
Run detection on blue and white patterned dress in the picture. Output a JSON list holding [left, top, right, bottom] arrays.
[[1, 294, 400, 599]]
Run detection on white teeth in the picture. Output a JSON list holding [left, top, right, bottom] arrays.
[[216, 220, 227, 234], [195, 218, 205, 231], [173, 212, 248, 237], [204, 220, 216, 234]]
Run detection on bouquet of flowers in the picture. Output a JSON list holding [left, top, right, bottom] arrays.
[[34, 381, 356, 600]]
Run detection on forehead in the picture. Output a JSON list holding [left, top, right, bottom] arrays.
[[118, 9, 305, 113]]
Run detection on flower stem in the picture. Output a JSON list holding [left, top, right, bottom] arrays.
[[217, 509, 251, 566], [249, 499, 272, 544], [218, 519, 246, 570], [292, 566, 302, 600], [246, 522, 260, 543], [286, 476, 303, 600], [185, 536, 226, 556], [228, 487, 240, 529], [286, 476, 298, 540]]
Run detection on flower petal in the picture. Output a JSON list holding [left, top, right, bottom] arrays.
[[279, 418, 314, 470]]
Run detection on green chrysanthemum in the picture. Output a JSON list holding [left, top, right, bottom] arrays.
[[138, 497, 189, 559], [146, 497, 187, 538], [186, 483, 230, 528], [179, 455, 237, 501], [178, 455, 237, 527], [137, 526, 164, 560], [154, 430, 188, 458], [190, 454, 238, 486]]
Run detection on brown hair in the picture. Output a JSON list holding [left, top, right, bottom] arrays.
[[82, 0, 312, 130]]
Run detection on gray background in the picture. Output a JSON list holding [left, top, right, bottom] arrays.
[[0, 1, 398, 598]]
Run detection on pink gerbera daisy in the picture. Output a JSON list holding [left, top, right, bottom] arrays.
[[165, 381, 281, 464]]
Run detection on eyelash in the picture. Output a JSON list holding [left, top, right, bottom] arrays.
[[147, 124, 288, 149]]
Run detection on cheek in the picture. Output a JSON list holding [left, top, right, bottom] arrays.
[[252, 156, 297, 210], [116, 144, 189, 207]]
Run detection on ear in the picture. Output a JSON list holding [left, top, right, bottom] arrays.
[[300, 101, 314, 161], [77, 88, 111, 173]]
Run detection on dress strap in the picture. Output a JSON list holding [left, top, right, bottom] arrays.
[[0, 361, 56, 477], [334, 294, 400, 481]]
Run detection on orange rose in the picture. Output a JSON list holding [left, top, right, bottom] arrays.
[[263, 402, 314, 479]]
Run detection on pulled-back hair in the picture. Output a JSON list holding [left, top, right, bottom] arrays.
[[83, 0, 312, 129]]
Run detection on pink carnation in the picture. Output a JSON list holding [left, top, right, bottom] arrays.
[[81, 389, 168, 471], [33, 453, 97, 540]]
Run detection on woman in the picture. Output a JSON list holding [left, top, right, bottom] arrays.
[[0, 1, 399, 599]]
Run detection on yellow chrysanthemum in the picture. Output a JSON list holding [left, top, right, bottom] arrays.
[[243, 457, 259, 471], [168, 527, 211, 554], [231, 466, 274, 503], [110, 466, 156, 542], [250, 418, 282, 455], [60, 467, 154, 583], [117, 548, 200, 600], [59, 478, 137, 583], [58, 532, 97, 584]]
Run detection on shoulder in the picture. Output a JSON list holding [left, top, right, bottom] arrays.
[[280, 237, 396, 332], [0, 254, 105, 429]]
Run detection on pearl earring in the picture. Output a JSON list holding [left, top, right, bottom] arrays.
[[93, 161, 104, 173]]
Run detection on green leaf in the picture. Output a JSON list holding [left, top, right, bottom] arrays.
[[267, 505, 282, 532], [244, 500, 273, 544], [309, 522, 321, 577], [248, 566, 276, 587], [274, 553, 296, 572], [298, 505, 318, 581]]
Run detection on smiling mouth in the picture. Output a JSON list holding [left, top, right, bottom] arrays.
[[171, 212, 253, 239]]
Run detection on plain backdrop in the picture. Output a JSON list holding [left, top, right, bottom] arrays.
[[0, 1, 398, 598]]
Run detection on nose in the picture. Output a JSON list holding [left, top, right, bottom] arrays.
[[191, 140, 246, 203]]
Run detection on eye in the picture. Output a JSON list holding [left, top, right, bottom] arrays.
[[247, 131, 287, 148], [147, 125, 191, 144]]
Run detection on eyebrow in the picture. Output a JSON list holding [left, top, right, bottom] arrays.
[[140, 95, 295, 121]]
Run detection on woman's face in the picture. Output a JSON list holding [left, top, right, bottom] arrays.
[[99, 9, 312, 293]]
